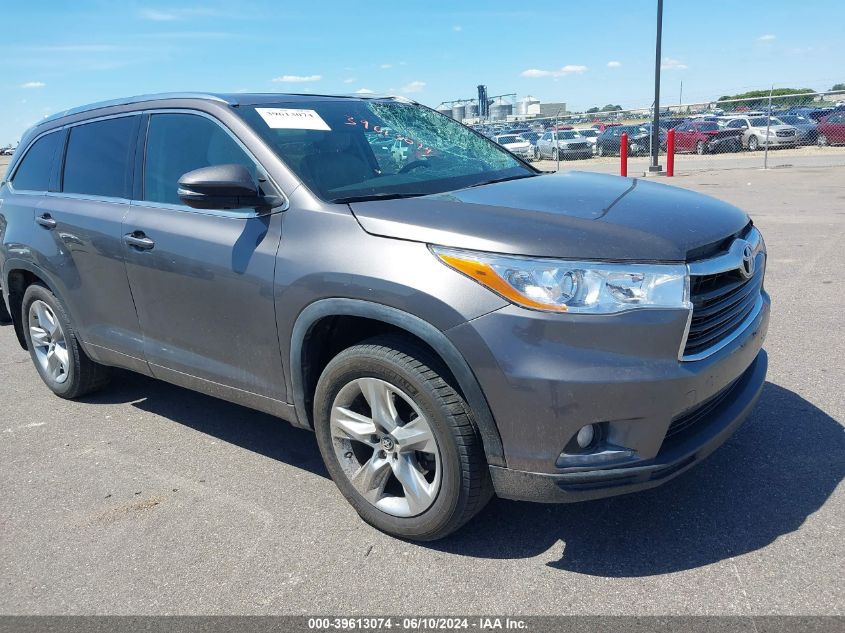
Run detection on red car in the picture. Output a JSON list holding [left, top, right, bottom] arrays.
[[817, 113, 845, 146], [591, 122, 622, 132], [672, 120, 743, 154]]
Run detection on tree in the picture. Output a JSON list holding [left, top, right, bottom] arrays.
[[832, 83, 845, 92], [601, 104, 623, 111], [586, 107, 600, 113], [717, 88, 815, 110]]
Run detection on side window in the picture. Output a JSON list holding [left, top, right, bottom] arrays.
[[63, 116, 136, 198], [11, 131, 61, 192], [143, 113, 255, 205]]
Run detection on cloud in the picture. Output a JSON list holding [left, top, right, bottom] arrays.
[[21, 81, 46, 89], [661, 57, 688, 70], [355, 88, 375, 94], [520, 65, 587, 78], [271, 74, 322, 83], [757, 34, 776, 42], [343, 77, 356, 84], [452, 25, 463, 32], [607, 60, 622, 68], [380, 63, 393, 69], [138, 7, 224, 21], [400, 80, 426, 93]]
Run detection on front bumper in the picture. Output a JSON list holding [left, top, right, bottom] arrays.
[[446, 290, 770, 502], [489, 350, 767, 502]]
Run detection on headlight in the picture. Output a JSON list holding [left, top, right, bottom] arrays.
[[432, 246, 690, 314]]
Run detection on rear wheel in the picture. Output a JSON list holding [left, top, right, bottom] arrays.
[[313, 336, 492, 541], [817, 134, 828, 147], [597, 144, 605, 157], [552, 148, 559, 161], [21, 284, 110, 398]]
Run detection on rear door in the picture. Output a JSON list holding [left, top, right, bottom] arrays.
[[123, 111, 285, 400], [30, 115, 148, 371]]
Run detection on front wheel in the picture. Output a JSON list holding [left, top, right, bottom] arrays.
[[818, 134, 828, 147], [696, 140, 707, 155], [597, 144, 605, 157], [748, 135, 759, 151], [552, 148, 559, 161], [21, 283, 110, 398], [313, 336, 493, 541]]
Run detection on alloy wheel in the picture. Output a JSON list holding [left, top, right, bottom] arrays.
[[28, 300, 69, 384], [329, 377, 441, 517]]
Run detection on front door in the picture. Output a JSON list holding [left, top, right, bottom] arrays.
[[122, 111, 285, 400]]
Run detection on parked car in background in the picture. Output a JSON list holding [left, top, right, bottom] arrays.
[[816, 112, 845, 146], [658, 118, 687, 130], [776, 114, 818, 145], [720, 116, 798, 151], [517, 131, 542, 154], [673, 120, 743, 154], [640, 123, 668, 151], [595, 125, 651, 156], [535, 130, 591, 160], [493, 134, 534, 161], [0, 146, 16, 156], [591, 122, 622, 133], [0, 91, 770, 541], [574, 128, 599, 153]]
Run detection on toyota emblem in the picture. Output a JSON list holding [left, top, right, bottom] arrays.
[[740, 243, 755, 279]]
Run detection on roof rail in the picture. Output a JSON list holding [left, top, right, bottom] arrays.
[[38, 92, 233, 126]]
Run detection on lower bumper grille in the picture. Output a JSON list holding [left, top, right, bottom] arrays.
[[665, 376, 741, 440]]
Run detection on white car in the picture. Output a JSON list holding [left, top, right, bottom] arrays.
[[535, 130, 592, 160], [719, 116, 798, 150], [493, 134, 534, 161], [574, 128, 599, 153]]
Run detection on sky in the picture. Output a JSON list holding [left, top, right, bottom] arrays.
[[1, 0, 843, 145]]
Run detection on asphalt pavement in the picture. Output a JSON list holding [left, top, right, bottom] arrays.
[[1, 162, 843, 615]]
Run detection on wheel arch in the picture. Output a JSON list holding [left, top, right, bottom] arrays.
[[289, 298, 506, 467], [3, 260, 65, 350]]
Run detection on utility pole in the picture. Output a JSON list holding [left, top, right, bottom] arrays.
[[649, 0, 664, 174]]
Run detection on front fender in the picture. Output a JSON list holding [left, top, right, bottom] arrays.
[[289, 298, 506, 467]]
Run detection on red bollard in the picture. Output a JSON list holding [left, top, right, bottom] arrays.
[[666, 128, 675, 177], [620, 132, 628, 177]]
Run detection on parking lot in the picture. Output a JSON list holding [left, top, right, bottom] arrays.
[[1, 158, 843, 616]]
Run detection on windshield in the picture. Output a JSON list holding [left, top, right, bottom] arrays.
[[555, 131, 579, 140], [497, 135, 521, 144], [238, 99, 533, 202], [780, 115, 809, 125], [749, 117, 783, 127], [696, 122, 719, 131], [623, 126, 649, 134], [577, 129, 598, 137]]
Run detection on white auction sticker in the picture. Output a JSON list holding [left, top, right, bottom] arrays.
[[255, 108, 331, 131]]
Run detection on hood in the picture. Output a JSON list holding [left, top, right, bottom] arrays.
[[349, 171, 749, 262], [701, 129, 744, 139]]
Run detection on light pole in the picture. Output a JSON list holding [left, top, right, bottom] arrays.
[[649, 0, 664, 173]]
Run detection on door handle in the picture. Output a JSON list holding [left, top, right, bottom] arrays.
[[124, 232, 155, 250], [36, 213, 57, 229]]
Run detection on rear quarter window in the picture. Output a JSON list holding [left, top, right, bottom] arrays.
[[10, 131, 62, 192], [62, 116, 137, 198]]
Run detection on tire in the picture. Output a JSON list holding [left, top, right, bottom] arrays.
[[21, 283, 110, 399], [696, 140, 706, 155], [597, 144, 604, 157], [0, 295, 11, 325], [818, 134, 828, 147], [748, 135, 759, 151], [533, 146, 539, 161], [552, 148, 559, 161], [313, 335, 493, 541]]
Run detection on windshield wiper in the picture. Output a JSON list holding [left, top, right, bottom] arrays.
[[331, 192, 429, 204], [466, 173, 537, 189]]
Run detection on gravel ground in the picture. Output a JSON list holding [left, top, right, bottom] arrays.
[[0, 161, 843, 616]]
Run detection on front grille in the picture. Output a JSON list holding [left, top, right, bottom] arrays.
[[567, 143, 588, 150], [665, 376, 741, 440], [776, 130, 795, 137], [684, 262, 763, 358]]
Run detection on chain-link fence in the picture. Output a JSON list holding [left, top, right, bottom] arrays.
[[466, 89, 845, 176]]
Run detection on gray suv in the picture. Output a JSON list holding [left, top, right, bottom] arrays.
[[0, 93, 769, 541]]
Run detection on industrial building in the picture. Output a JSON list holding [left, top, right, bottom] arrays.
[[436, 87, 567, 124]]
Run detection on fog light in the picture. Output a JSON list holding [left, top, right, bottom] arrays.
[[576, 424, 595, 449]]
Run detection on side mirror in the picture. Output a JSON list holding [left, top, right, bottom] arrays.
[[178, 164, 283, 211]]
